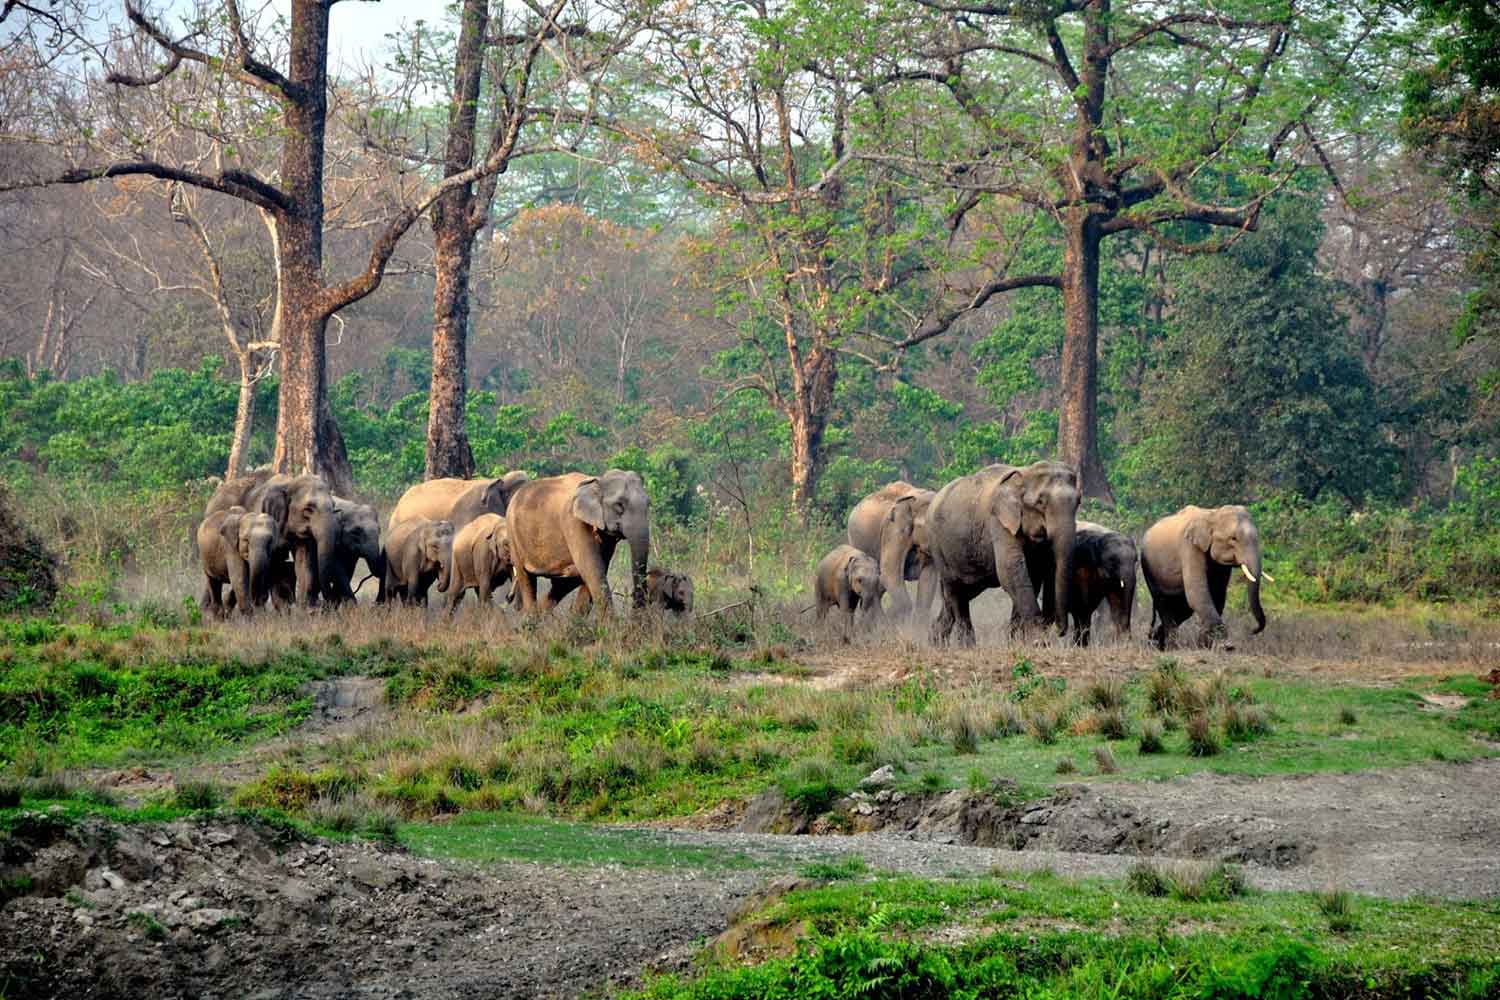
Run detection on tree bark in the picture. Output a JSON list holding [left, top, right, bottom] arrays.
[[227, 356, 257, 480], [424, 0, 488, 481], [1058, 210, 1113, 503], [268, 0, 352, 493], [787, 344, 837, 513]]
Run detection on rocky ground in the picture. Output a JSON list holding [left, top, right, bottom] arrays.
[[5, 757, 1500, 998]]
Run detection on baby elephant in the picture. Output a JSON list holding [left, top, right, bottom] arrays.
[[814, 544, 883, 640], [196, 506, 279, 617], [446, 513, 514, 612], [645, 568, 694, 614], [383, 517, 455, 606], [1042, 521, 1137, 646]]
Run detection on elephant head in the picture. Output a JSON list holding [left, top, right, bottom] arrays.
[[1184, 505, 1268, 634], [646, 568, 694, 613], [333, 496, 384, 597], [454, 470, 531, 525], [993, 461, 1080, 636], [572, 469, 650, 608], [257, 474, 349, 605], [879, 496, 926, 616], [848, 555, 883, 618], [235, 511, 278, 606], [429, 520, 458, 595]]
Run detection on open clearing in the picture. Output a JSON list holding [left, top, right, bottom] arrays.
[[3, 607, 1500, 997]]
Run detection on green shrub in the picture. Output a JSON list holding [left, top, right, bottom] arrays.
[[172, 781, 222, 811], [1137, 719, 1165, 755], [1317, 887, 1356, 933]]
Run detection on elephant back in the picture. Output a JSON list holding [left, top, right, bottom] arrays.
[[205, 468, 275, 517]]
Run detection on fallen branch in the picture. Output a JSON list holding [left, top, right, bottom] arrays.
[[698, 600, 751, 619]]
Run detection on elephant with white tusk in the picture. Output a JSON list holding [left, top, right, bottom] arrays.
[[1141, 504, 1269, 649]]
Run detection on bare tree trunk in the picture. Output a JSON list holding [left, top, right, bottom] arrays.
[[269, 0, 352, 493], [1058, 211, 1113, 503], [788, 345, 837, 513], [424, 0, 488, 480], [227, 357, 257, 480]]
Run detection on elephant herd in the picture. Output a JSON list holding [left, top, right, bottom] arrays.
[[194, 460, 1268, 650], [195, 467, 693, 619], [823, 461, 1271, 649]]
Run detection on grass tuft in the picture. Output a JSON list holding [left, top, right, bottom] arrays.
[[1092, 706, 1130, 741], [1085, 677, 1127, 712], [1317, 887, 1357, 933], [1092, 745, 1120, 774], [1128, 859, 1245, 902], [1054, 758, 1077, 775], [1223, 702, 1272, 742], [1026, 700, 1065, 745], [1137, 718, 1165, 755], [172, 780, 222, 811], [1338, 706, 1358, 726], [1186, 712, 1221, 757]]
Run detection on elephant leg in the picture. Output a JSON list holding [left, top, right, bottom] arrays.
[[544, 577, 584, 612], [1200, 563, 1233, 648], [201, 577, 223, 617], [1151, 594, 1192, 649], [915, 564, 938, 623], [293, 544, 318, 608], [951, 582, 978, 648], [930, 577, 958, 645], [572, 540, 613, 616]]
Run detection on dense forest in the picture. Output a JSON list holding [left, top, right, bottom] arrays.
[[0, 0, 1497, 606]]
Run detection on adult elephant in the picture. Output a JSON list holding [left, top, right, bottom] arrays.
[[388, 472, 530, 533], [506, 470, 650, 615], [332, 496, 385, 603], [1141, 505, 1270, 649], [926, 461, 1080, 646], [206, 471, 351, 607], [846, 482, 937, 621]]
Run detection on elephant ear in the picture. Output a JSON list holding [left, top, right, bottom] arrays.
[[572, 478, 606, 530], [993, 469, 1025, 536], [219, 511, 243, 553], [480, 478, 513, 516], [259, 485, 290, 538], [1184, 514, 1213, 552]]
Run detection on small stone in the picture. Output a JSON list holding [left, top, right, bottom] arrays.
[[205, 831, 236, 846], [100, 869, 127, 891], [859, 765, 896, 790], [1020, 809, 1049, 825]]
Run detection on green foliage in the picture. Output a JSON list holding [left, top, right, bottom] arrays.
[[1126, 197, 1399, 507]]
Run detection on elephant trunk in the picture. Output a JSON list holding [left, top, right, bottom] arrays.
[[1244, 546, 1266, 635], [628, 530, 650, 610], [314, 521, 351, 605], [1049, 512, 1076, 637], [436, 537, 455, 594]]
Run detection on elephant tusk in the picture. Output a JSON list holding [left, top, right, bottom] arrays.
[[1261, 570, 1276, 583], [1240, 564, 1257, 584]]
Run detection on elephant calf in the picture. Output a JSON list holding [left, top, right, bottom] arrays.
[[1040, 521, 1137, 646], [1141, 504, 1270, 649], [446, 513, 513, 612], [383, 517, 455, 607], [645, 568, 694, 614], [814, 544, 883, 641], [196, 506, 278, 617]]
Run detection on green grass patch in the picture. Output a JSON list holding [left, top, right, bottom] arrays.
[[629, 870, 1500, 999], [395, 811, 756, 870]]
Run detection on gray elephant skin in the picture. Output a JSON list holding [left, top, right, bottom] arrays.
[[333, 495, 385, 602], [645, 568, 694, 614], [927, 461, 1080, 646], [196, 506, 278, 616], [446, 513, 513, 611], [814, 544, 882, 639], [383, 517, 455, 606], [846, 481, 937, 621], [206, 471, 351, 606], [1141, 504, 1269, 649], [506, 470, 650, 614], [389, 473, 530, 532], [1038, 520, 1137, 646]]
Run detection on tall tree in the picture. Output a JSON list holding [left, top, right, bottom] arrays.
[[870, 0, 1385, 499], [0, 1, 554, 493]]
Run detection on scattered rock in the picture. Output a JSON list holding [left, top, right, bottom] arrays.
[[858, 765, 896, 789]]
